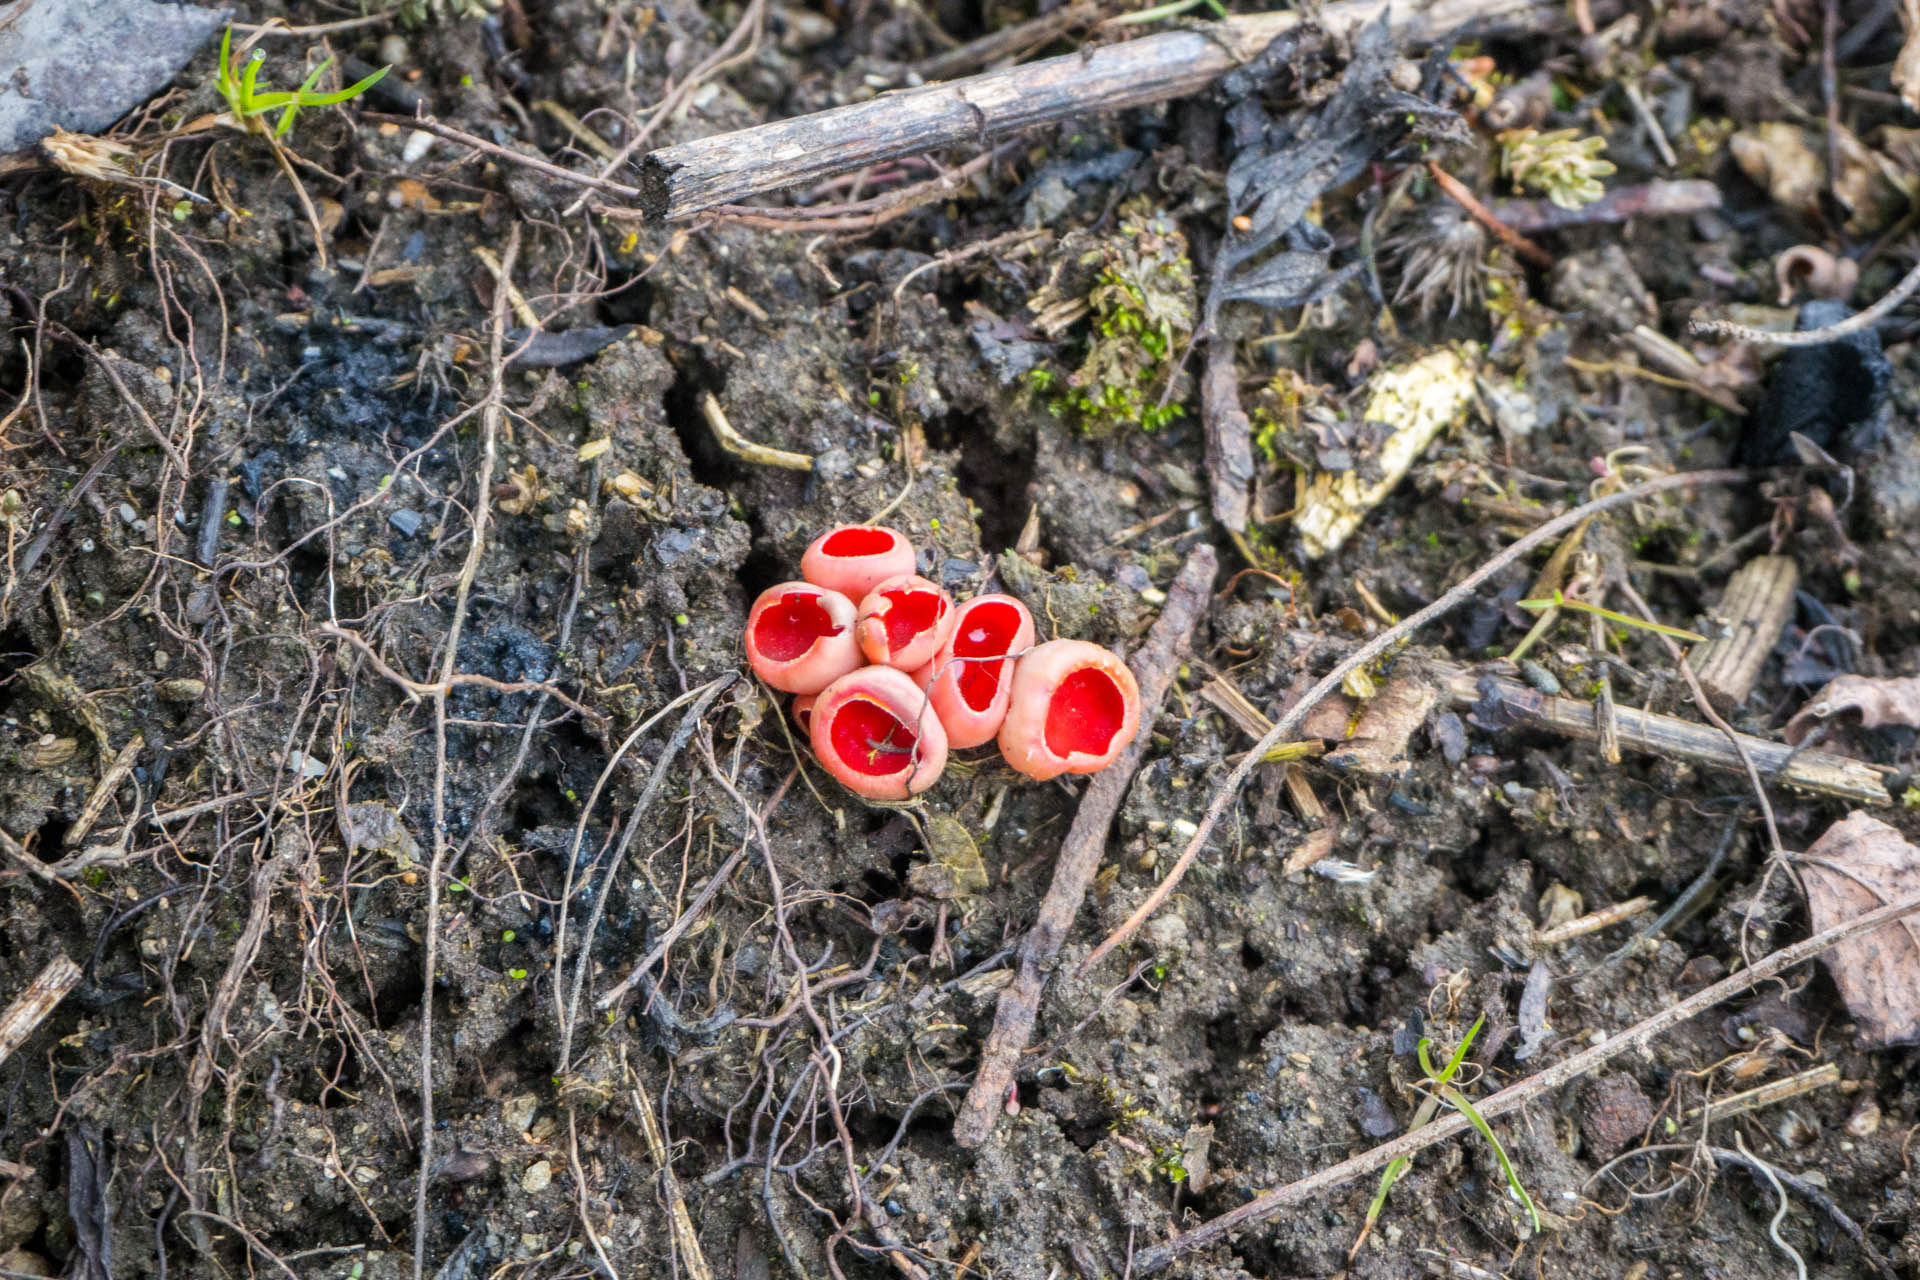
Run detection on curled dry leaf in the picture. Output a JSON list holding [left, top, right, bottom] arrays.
[[1798, 812, 1920, 1048], [1783, 674, 1920, 744]]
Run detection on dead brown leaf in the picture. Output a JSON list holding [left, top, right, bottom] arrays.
[[1798, 812, 1920, 1048], [1897, 0, 1920, 114], [1783, 674, 1920, 744]]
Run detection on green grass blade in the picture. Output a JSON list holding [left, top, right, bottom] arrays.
[[1363, 1156, 1410, 1231], [296, 56, 335, 95], [299, 64, 389, 108], [1517, 591, 1707, 644], [1441, 1085, 1542, 1232], [240, 48, 267, 108], [1417, 1013, 1483, 1086], [239, 90, 297, 115]]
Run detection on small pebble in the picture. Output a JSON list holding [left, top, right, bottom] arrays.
[[389, 509, 423, 537], [1519, 660, 1561, 695], [521, 1159, 552, 1193]]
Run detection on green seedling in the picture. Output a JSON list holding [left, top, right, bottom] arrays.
[[1351, 1015, 1540, 1261], [1114, 0, 1229, 22], [215, 27, 389, 137], [1517, 590, 1707, 644]]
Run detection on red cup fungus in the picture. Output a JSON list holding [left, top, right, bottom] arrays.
[[744, 582, 862, 694], [809, 666, 949, 800], [918, 594, 1035, 749], [800, 525, 918, 602], [997, 639, 1140, 781], [743, 526, 1145, 800], [854, 574, 955, 671]]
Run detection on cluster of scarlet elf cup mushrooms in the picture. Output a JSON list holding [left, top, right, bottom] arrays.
[[743, 525, 1142, 801]]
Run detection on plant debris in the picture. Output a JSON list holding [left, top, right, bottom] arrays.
[[1785, 674, 1920, 744], [1798, 813, 1920, 1048], [1204, 18, 1465, 329]]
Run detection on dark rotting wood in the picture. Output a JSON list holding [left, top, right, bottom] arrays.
[[638, 0, 1567, 221]]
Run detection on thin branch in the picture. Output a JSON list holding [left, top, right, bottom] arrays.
[[953, 544, 1217, 1148], [1426, 160, 1554, 268], [1691, 254, 1920, 345], [412, 223, 519, 1280]]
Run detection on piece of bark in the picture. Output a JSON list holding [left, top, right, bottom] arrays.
[[1202, 340, 1253, 534], [953, 544, 1217, 1147], [638, 0, 1566, 220], [0, 956, 81, 1069], [1686, 555, 1798, 712]]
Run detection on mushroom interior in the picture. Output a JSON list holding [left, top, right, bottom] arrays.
[[875, 585, 946, 654], [829, 697, 920, 777], [821, 526, 898, 558], [952, 601, 1023, 712], [753, 591, 843, 662], [1044, 667, 1125, 757]]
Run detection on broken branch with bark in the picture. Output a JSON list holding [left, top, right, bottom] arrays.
[[638, 0, 1565, 220]]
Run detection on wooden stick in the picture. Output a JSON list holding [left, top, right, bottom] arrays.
[[0, 956, 81, 1070], [639, 0, 1564, 221], [1133, 886, 1920, 1273], [1426, 160, 1554, 267], [952, 543, 1217, 1148], [1432, 662, 1891, 806], [1202, 340, 1254, 534]]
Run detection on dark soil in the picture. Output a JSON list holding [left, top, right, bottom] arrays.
[[3, 2, 1920, 1279]]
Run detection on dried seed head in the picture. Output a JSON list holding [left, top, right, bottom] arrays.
[[41, 128, 134, 182]]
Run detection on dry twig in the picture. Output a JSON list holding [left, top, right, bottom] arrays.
[[639, 0, 1564, 220], [411, 225, 519, 1280], [954, 544, 1216, 1147], [1692, 254, 1920, 345], [1426, 160, 1554, 267]]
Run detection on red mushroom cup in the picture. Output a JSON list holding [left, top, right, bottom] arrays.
[[800, 525, 918, 602], [854, 574, 955, 671], [791, 694, 817, 735], [919, 594, 1035, 749], [744, 582, 863, 694], [997, 639, 1140, 781], [809, 666, 949, 800]]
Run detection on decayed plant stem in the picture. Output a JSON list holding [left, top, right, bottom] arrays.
[[0, 956, 82, 1069]]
